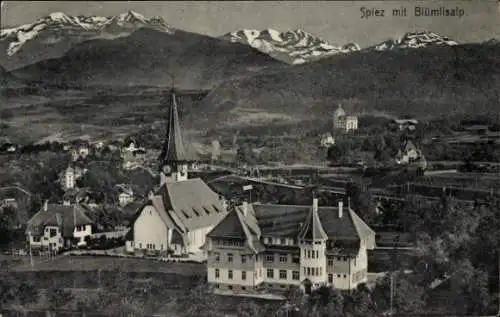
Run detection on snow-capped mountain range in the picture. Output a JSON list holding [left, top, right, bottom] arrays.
[[372, 31, 458, 51], [0, 10, 173, 56], [221, 28, 361, 65], [1, 10, 492, 70]]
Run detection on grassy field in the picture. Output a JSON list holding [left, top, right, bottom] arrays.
[[8, 255, 204, 275]]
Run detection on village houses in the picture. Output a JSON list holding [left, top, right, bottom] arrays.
[[203, 197, 375, 293], [26, 201, 94, 252], [126, 89, 228, 256]]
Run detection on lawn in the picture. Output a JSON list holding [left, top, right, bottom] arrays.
[[9, 255, 205, 275]]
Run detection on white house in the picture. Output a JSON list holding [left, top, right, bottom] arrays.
[[333, 104, 358, 133], [118, 188, 135, 206], [319, 133, 335, 148], [395, 140, 422, 164], [26, 201, 93, 251], [127, 89, 228, 256], [204, 198, 375, 294]]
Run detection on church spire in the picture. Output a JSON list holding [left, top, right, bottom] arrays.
[[159, 82, 188, 165]]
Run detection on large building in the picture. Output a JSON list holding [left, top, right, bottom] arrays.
[[204, 198, 375, 294], [333, 104, 358, 133], [127, 90, 228, 256]]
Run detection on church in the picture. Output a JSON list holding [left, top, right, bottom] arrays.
[[126, 90, 228, 256]]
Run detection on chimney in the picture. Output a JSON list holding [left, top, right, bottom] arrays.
[[312, 197, 318, 212], [44, 200, 48, 212], [338, 200, 343, 218], [242, 201, 248, 217]]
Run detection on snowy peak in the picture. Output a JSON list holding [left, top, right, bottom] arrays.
[[373, 31, 458, 51], [222, 28, 360, 64], [0, 11, 174, 56]]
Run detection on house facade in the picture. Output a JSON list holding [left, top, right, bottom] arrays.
[[333, 104, 358, 133], [127, 89, 228, 256], [204, 198, 376, 294], [395, 140, 422, 164], [26, 201, 93, 251]]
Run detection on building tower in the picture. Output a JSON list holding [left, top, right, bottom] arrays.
[[298, 196, 328, 291], [158, 89, 190, 185], [333, 104, 346, 130], [65, 166, 75, 189]]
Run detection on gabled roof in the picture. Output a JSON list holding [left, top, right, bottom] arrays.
[[159, 90, 189, 163], [208, 203, 375, 245], [26, 204, 93, 237], [402, 140, 418, 153], [130, 178, 227, 246], [298, 203, 328, 241]]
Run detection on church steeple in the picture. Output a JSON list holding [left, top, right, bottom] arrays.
[[159, 84, 190, 184]]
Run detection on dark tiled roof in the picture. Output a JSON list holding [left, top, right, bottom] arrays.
[[26, 204, 93, 238], [208, 203, 375, 248], [159, 91, 189, 163], [298, 201, 328, 241]]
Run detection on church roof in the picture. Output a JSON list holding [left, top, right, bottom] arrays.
[[131, 178, 227, 239], [159, 90, 189, 163]]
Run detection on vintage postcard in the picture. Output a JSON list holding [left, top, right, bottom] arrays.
[[0, 1, 499, 316]]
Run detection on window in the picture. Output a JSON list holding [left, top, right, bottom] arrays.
[[228, 270, 233, 280], [242, 286, 246, 290], [292, 255, 300, 264], [307, 267, 311, 276], [337, 256, 341, 261], [315, 267, 319, 276], [280, 238, 286, 245], [312, 251, 315, 259], [215, 269, 220, 278], [228, 253, 233, 263], [241, 255, 246, 263], [139, 243, 142, 249], [215, 284, 220, 289], [319, 267, 322, 275], [242, 271, 246, 280], [267, 269, 274, 279], [279, 270, 287, 280], [307, 250, 311, 258], [316, 250, 319, 258], [279, 255, 287, 263], [215, 252, 220, 262], [343, 256, 347, 262], [228, 285, 233, 290], [328, 274, 333, 283], [343, 274, 347, 278], [328, 258, 334, 266], [49, 229, 57, 237], [337, 274, 341, 278], [32, 236, 41, 242], [292, 271, 300, 280], [266, 255, 274, 263]]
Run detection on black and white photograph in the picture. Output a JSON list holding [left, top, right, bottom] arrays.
[[0, 0, 499, 316]]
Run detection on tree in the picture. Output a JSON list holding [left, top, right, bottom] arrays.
[[181, 281, 221, 317], [236, 300, 267, 317], [372, 271, 425, 314]]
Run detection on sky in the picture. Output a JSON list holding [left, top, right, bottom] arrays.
[[1, 1, 499, 47]]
